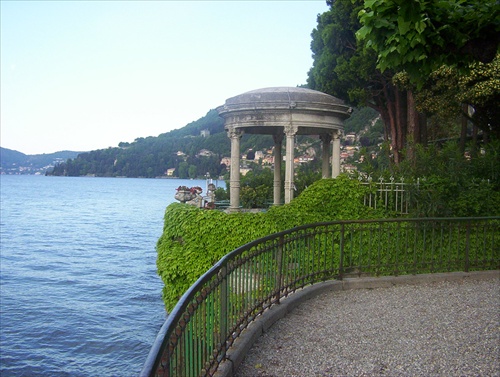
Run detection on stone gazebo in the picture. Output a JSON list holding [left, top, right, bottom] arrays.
[[217, 87, 351, 212]]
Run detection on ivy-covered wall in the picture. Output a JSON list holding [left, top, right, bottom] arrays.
[[157, 176, 387, 311]]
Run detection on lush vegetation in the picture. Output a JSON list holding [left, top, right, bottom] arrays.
[[157, 176, 387, 310], [157, 134, 500, 310], [308, 0, 410, 163], [44, 1, 498, 180], [399, 141, 500, 217], [340, 133, 500, 219]]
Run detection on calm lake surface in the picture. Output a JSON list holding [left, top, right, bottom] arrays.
[[0, 175, 213, 376]]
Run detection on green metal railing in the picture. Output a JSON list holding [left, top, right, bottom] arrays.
[[141, 217, 499, 377]]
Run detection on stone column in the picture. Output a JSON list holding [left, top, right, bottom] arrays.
[[332, 130, 341, 178], [320, 134, 332, 179], [227, 127, 243, 212], [272, 133, 283, 206], [284, 124, 298, 204]]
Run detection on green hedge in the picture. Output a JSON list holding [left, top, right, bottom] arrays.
[[157, 175, 387, 310]]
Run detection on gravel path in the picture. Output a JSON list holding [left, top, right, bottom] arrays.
[[234, 278, 500, 377]]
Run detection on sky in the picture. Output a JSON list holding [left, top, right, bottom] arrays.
[[1, 0, 329, 155]]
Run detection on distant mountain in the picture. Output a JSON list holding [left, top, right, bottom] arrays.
[[0, 147, 83, 175], [47, 109, 231, 178], [0, 148, 26, 166]]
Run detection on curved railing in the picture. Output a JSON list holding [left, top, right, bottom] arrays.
[[141, 217, 499, 377]]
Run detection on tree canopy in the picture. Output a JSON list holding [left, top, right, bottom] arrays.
[[309, 0, 499, 164], [356, 0, 500, 88]]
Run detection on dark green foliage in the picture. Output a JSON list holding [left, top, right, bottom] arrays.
[[294, 159, 322, 196], [47, 109, 233, 178], [339, 219, 499, 277], [357, 0, 500, 88], [240, 134, 274, 153], [307, 0, 413, 164], [214, 187, 229, 201], [239, 168, 275, 209], [188, 165, 197, 179], [343, 107, 379, 134], [308, 0, 380, 106], [361, 141, 500, 217], [219, 160, 326, 209], [404, 142, 500, 217], [157, 176, 387, 310]]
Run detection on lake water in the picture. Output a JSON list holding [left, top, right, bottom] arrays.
[[0, 175, 215, 376]]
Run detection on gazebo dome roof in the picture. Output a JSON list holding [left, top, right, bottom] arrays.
[[217, 87, 351, 135], [224, 87, 346, 109]]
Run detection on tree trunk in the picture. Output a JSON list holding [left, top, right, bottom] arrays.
[[395, 86, 407, 156], [459, 103, 468, 154], [407, 90, 420, 162], [472, 123, 479, 154], [380, 79, 400, 164], [407, 90, 421, 144], [420, 113, 427, 145], [372, 77, 429, 165]]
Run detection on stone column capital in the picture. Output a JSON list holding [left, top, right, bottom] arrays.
[[332, 129, 341, 139], [320, 133, 332, 144], [273, 133, 284, 144], [284, 124, 298, 137], [227, 127, 243, 140]]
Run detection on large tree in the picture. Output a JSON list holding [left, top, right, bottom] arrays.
[[308, 0, 424, 164], [356, 0, 500, 139]]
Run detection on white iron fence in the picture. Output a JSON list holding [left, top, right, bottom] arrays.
[[359, 176, 416, 215]]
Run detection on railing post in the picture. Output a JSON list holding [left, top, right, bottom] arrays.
[[219, 265, 228, 358], [338, 223, 344, 280], [275, 236, 284, 304], [465, 221, 471, 272]]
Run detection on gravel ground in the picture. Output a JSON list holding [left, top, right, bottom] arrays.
[[234, 278, 500, 377]]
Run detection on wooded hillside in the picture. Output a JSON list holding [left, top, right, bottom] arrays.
[[47, 107, 379, 178]]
